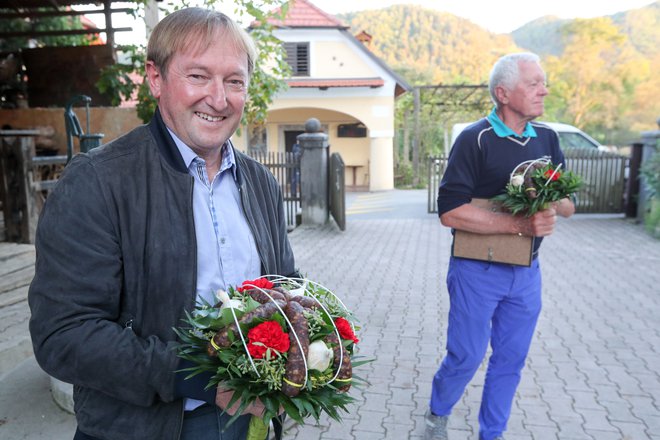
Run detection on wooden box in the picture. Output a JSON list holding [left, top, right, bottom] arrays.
[[452, 198, 534, 266]]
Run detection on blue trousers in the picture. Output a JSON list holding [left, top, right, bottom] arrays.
[[430, 257, 542, 440]]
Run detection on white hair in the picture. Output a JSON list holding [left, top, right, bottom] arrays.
[[489, 53, 542, 109]]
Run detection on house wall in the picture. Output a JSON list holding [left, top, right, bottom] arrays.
[[268, 95, 395, 190], [312, 41, 374, 78]]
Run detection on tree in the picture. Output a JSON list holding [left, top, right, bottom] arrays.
[[543, 18, 639, 142]]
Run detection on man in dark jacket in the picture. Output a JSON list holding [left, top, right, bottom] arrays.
[[28, 8, 297, 440]]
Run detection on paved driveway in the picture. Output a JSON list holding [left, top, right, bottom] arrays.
[[1, 189, 659, 439], [285, 190, 660, 440]]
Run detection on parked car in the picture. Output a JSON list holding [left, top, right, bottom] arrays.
[[450, 121, 607, 151]]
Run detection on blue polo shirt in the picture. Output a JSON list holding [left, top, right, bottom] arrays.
[[487, 108, 537, 139]]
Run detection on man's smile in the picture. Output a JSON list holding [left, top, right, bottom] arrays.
[[195, 111, 225, 122]]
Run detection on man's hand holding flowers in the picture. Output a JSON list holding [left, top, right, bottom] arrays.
[[493, 157, 580, 236]]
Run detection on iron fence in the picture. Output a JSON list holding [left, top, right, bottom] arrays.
[[249, 151, 301, 230], [427, 151, 629, 214]]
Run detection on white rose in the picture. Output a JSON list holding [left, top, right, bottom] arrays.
[[215, 289, 244, 311], [306, 340, 334, 372], [510, 174, 525, 187]]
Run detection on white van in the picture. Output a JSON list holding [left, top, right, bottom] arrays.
[[450, 121, 608, 152]]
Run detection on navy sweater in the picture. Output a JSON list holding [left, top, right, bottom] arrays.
[[437, 118, 565, 254]]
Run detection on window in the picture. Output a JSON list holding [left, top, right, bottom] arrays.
[[558, 132, 599, 149], [283, 42, 309, 76]]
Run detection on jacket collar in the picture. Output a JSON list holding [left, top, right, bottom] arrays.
[[148, 107, 188, 173]]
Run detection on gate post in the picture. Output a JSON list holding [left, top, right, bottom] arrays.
[[298, 118, 329, 226]]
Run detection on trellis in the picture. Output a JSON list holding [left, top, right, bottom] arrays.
[[406, 84, 491, 186]]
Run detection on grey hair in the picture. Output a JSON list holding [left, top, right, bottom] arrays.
[[489, 53, 541, 109]]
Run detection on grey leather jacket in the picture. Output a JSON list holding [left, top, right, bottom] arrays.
[[28, 110, 297, 440]]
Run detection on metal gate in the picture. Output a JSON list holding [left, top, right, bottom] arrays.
[[427, 151, 629, 214], [329, 153, 346, 231], [250, 151, 301, 230]]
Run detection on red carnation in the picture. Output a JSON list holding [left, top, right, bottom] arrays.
[[247, 321, 290, 359], [334, 317, 359, 344], [544, 169, 561, 181], [237, 277, 274, 293]]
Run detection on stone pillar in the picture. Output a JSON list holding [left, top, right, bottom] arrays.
[[298, 118, 329, 225]]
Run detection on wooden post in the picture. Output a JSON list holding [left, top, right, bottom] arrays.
[[0, 131, 41, 243], [625, 143, 643, 218]]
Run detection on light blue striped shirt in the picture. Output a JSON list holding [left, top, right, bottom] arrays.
[[169, 130, 261, 306], [169, 130, 261, 410]]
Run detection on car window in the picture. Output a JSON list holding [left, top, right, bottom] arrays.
[[558, 132, 599, 149]]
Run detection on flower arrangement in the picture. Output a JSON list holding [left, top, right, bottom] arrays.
[[174, 276, 367, 439], [492, 156, 582, 217]]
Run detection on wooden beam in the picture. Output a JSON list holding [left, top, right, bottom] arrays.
[[0, 27, 132, 38], [0, 8, 135, 19]]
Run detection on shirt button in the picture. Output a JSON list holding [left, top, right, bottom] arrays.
[[220, 238, 226, 245]]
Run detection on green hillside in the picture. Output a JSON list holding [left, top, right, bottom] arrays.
[[512, 1, 659, 59], [340, 2, 660, 144], [339, 1, 659, 85], [339, 5, 519, 85], [510, 16, 569, 57]]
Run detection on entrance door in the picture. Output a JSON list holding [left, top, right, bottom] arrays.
[[284, 130, 304, 153]]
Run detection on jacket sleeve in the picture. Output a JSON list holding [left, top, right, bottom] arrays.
[[27, 156, 179, 407]]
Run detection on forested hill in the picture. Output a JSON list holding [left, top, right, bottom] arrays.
[[338, 1, 659, 85], [338, 5, 519, 84], [512, 1, 659, 58]]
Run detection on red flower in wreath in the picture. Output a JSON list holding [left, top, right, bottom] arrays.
[[334, 317, 359, 344], [544, 168, 561, 181], [247, 321, 290, 359], [237, 277, 274, 293]]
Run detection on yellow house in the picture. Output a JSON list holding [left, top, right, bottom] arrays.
[[236, 0, 410, 191]]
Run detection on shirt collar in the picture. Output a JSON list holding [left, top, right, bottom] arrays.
[[487, 107, 537, 139], [167, 128, 237, 181]]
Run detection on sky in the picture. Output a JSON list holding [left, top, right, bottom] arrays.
[[84, 0, 656, 45], [319, 0, 656, 33]]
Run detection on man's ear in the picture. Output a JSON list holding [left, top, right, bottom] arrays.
[[494, 85, 509, 105], [145, 61, 162, 99]]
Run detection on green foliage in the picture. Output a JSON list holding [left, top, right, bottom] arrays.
[[644, 199, 660, 239], [641, 151, 660, 198]]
